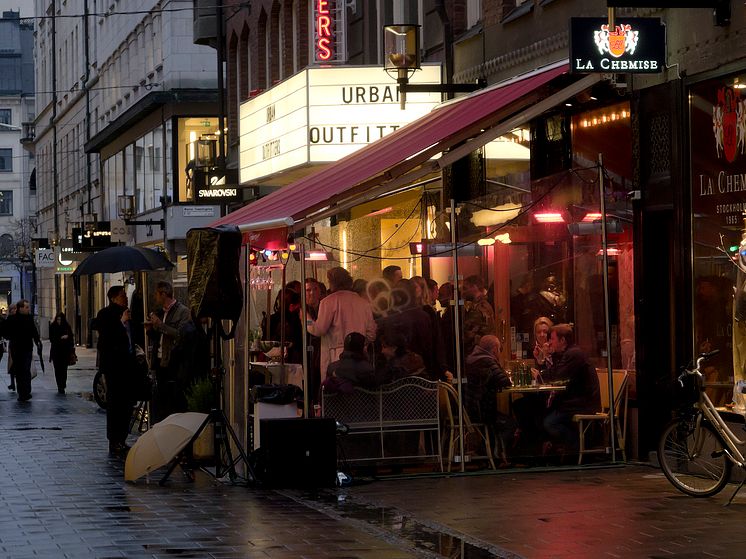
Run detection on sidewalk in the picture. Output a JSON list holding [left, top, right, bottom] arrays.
[[11, 344, 99, 398]]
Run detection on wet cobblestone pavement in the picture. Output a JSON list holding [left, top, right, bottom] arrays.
[[3, 348, 746, 558]]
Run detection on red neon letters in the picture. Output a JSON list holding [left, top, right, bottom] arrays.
[[316, 0, 333, 61]]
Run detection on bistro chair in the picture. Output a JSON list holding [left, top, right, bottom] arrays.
[[438, 381, 496, 471], [572, 369, 629, 465]]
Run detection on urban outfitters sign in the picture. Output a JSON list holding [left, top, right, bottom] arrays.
[[570, 18, 666, 74], [239, 65, 442, 184]]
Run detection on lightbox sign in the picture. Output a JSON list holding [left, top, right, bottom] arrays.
[[195, 186, 241, 203], [239, 65, 442, 184], [314, 0, 345, 64], [570, 18, 666, 74]]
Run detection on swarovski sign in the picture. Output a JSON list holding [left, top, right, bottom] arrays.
[[570, 18, 666, 74]]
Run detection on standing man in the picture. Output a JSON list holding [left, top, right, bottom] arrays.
[[462, 275, 495, 357], [96, 286, 134, 455], [2, 300, 41, 402], [146, 281, 191, 421]]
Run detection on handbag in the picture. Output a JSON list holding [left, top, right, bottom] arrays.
[[30, 359, 38, 380], [69, 349, 78, 366]]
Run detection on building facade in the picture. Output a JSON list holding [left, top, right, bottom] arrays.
[[0, 11, 36, 313], [33, 0, 223, 341]]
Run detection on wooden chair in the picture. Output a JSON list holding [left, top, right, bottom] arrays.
[[573, 369, 629, 465], [438, 382, 496, 471]]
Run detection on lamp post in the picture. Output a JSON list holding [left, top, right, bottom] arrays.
[[383, 24, 484, 110]]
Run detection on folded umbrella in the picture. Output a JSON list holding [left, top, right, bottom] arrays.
[[124, 412, 208, 482]]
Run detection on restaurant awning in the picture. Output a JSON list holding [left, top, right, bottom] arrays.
[[212, 60, 602, 231]]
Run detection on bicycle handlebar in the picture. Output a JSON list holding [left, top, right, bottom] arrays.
[[678, 349, 721, 386]]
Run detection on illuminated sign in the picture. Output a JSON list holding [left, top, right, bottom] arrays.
[[72, 222, 118, 252], [195, 186, 241, 203], [239, 65, 442, 183], [570, 18, 665, 74], [314, 0, 345, 63]]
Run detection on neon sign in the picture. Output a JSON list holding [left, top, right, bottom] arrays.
[[315, 0, 333, 61]]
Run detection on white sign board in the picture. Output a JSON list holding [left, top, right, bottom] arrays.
[[110, 219, 131, 243], [183, 206, 216, 217], [36, 248, 55, 268], [239, 65, 442, 183]]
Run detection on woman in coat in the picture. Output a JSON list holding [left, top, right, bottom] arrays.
[[49, 312, 75, 394]]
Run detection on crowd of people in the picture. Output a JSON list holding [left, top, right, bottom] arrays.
[[262, 265, 601, 464]]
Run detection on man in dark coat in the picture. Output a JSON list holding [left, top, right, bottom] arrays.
[[464, 335, 515, 463], [541, 323, 600, 452], [96, 285, 135, 456], [146, 281, 191, 421], [2, 299, 41, 402]]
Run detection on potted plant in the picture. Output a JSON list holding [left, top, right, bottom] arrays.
[[186, 376, 214, 459]]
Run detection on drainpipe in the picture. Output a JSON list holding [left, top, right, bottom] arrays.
[[435, 0, 454, 95], [51, 10, 60, 314]]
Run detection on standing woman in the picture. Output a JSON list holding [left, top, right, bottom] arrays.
[[49, 312, 75, 394]]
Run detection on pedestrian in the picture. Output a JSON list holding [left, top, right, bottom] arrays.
[[2, 300, 42, 403], [146, 281, 191, 422], [307, 267, 376, 388], [49, 312, 75, 394], [95, 285, 135, 456], [5, 303, 16, 391], [382, 265, 403, 286]]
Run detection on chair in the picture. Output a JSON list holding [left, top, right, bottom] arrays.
[[572, 369, 629, 465], [438, 382, 496, 471]]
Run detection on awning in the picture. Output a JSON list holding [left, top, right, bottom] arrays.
[[212, 61, 602, 231]]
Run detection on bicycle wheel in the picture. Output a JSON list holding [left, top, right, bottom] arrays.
[[658, 418, 731, 497]]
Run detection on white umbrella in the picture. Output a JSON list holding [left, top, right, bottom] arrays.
[[124, 412, 208, 482]]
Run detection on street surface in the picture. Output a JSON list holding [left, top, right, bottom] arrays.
[[1, 346, 745, 558]]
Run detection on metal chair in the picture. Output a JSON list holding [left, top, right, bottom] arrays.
[[438, 381, 496, 471], [573, 369, 629, 465]]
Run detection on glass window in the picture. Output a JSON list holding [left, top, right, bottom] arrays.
[[0, 109, 11, 125], [134, 137, 145, 212], [0, 148, 12, 171], [0, 191, 12, 215], [152, 125, 164, 208], [177, 117, 219, 203], [690, 71, 746, 406]]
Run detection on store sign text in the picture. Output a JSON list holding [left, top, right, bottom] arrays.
[[315, 0, 334, 62], [570, 17, 665, 74], [239, 66, 442, 182], [698, 173, 746, 224]]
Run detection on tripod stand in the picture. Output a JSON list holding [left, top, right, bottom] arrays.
[[159, 321, 256, 486]]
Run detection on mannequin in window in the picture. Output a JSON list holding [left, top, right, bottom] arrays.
[[536, 273, 567, 324]]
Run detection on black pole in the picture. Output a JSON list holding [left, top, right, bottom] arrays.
[[216, 0, 226, 196]]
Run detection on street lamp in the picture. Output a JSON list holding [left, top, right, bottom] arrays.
[[383, 23, 484, 109]]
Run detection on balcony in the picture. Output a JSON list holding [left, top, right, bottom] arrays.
[[20, 122, 34, 145]]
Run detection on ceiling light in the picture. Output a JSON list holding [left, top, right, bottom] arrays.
[[534, 212, 565, 224], [477, 238, 496, 246]]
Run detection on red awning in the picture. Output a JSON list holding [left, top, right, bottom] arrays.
[[212, 62, 570, 231]]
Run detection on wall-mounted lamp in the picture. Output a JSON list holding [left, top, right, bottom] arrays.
[[117, 194, 165, 230], [383, 23, 484, 109], [83, 212, 98, 233], [194, 136, 218, 169]]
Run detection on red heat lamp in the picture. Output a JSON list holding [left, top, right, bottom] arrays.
[[533, 212, 565, 224]]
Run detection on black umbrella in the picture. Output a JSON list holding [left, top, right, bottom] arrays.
[[73, 246, 174, 277]]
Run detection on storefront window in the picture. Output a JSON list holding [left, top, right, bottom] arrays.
[[177, 117, 220, 203], [690, 71, 746, 406]]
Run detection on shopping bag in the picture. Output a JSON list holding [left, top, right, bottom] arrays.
[[30, 360, 38, 380]]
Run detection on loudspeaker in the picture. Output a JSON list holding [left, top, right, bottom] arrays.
[[257, 418, 337, 488], [186, 225, 243, 337]]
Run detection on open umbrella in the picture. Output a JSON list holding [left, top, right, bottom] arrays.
[[73, 246, 174, 277], [124, 412, 208, 482]]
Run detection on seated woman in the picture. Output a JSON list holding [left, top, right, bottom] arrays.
[[377, 330, 426, 383], [513, 316, 555, 454], [322, 332, 376, 394]]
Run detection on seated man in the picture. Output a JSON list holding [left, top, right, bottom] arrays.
[[465, 335, 515, 465], [322, 332, 376, 394], [540, 324, 601, 453]]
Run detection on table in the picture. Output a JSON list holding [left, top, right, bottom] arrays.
[[506, 384, 565, 394]]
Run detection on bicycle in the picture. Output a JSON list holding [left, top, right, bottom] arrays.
[[658, 349, 746, 503]]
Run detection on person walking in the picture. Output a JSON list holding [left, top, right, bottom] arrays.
[[146, 281, 191, 422], [5, 303, 16, 391], [49, 312, 75, 394], [2, 300, 41, 403], [96, 286, 135, 456]]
